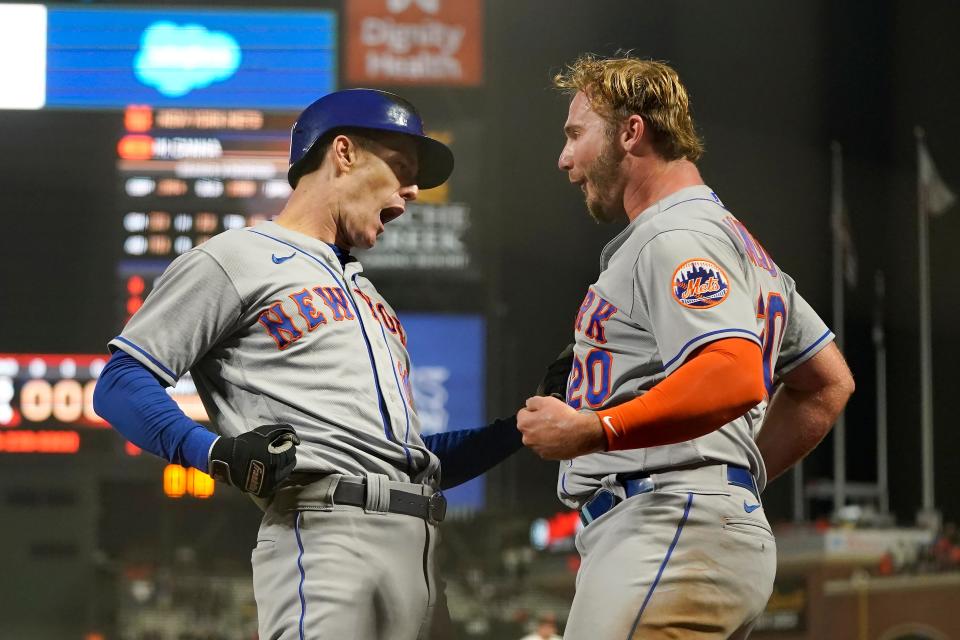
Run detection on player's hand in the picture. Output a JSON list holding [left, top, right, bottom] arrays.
[[517, 395, 605, 460], [208, 424, 300, 497], [535, 343, 574, 399]]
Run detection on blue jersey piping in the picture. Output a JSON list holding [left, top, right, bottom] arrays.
[[779, 329, 833, 369], [352, 273, 413, 471], [112, 336, 177, 382], [627, 492, 694, 638], [295, 511, 307, 640], [663, 327, 762, 370], [247, 229, 395, 445]]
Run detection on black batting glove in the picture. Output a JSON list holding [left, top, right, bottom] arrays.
[[208, 424, 300, 497], [536, 343, 575, 400]]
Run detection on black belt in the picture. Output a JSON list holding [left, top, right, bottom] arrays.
[[333, 479, 447, 524]]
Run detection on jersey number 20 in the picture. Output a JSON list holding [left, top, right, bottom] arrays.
[[757, 292, 787, 392], [566, 348, 612, 409], [565, 293, 787, 409]]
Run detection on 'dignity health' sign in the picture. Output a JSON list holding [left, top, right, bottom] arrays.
[[346, 0, 483, 86]]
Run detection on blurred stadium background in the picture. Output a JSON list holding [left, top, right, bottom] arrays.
[[1, 0, 959, 638]]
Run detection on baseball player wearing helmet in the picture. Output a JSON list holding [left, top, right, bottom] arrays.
[[517, 55, 855, 639], [94, 89, 526, 639]]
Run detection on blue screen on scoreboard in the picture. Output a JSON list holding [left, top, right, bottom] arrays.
[[46, 7, 336, 109], [403, 314, 486, 515]]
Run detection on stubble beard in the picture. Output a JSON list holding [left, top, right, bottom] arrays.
[[584, 139, 626, 224]]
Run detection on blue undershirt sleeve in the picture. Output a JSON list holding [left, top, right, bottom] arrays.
[[93, 350, 218, 471], [422, 415, 522, 490]]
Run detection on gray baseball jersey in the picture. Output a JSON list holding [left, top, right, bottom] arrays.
[[110, 220, 439, 486], [559, 185, 833, 508]]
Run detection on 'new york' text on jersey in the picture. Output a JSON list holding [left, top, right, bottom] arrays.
[[111, 221, 438, 485]]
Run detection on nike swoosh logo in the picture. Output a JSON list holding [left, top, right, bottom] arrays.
[[743, 501, 761, 513], [271, 252, 296, 264], [601, 416, 621, 437]]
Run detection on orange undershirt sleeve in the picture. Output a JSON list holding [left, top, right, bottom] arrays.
[[596, 337, 765, 452]]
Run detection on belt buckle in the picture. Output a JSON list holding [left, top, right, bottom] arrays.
[[579, 489, 621, 527], [427, 491, 447, 524]]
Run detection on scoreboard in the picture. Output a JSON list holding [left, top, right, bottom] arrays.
[[116, 104, 292, 321], [0, 352, 207, 455], [0, 354, 107, 429], [1, 4, 487, 513]]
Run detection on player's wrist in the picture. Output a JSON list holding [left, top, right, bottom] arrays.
[[178, 426, 218, 472], [594, 409, 621, 451], [206, 435, 222, 473], [581, 412, 608, 453]]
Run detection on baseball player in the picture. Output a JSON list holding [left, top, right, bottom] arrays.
[[93, 89, 524, 640], [517, 55, 855, 639]]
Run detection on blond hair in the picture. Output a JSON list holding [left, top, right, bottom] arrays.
[[554, 54, 703, 162]]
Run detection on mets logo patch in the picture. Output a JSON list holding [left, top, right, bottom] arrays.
[[671, 258, 730, 309]]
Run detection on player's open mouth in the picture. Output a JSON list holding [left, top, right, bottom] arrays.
[[379, 206, 405, 225]]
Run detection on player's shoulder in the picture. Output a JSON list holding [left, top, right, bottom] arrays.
[[637, 188, 738, 252], [179, 227, 281, 288], [193, 225, 286, 271], [195, 226, 267, 257]]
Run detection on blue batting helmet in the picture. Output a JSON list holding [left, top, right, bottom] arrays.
[[287, 88, 454, 190]]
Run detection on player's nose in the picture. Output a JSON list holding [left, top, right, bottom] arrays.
[[399, 184, 419, 202], [558, 143, 573, 172]]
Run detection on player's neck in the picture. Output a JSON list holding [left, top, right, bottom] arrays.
[[622, 158, 704, 222], [273, 182, 339, 245]]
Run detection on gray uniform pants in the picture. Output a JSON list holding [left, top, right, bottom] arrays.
[[252, 474, 439, 640], [565, 465, 777, 640]]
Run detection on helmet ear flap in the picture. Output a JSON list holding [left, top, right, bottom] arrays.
[[287, 126, 322, 188], [288, 129, 340, 188]]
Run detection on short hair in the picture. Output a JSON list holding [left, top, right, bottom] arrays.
[[553, 54, 704, 162], [291, 128, 377, 187]]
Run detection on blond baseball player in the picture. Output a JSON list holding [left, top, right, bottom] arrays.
[[518, 55, 855, 639]]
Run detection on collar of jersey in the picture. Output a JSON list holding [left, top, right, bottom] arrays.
[[630, 184, 720, 223], [600, 184, 721, 268]]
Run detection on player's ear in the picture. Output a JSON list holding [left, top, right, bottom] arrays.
[[622, 114, 645, 155], [331, 134, 361, 176]]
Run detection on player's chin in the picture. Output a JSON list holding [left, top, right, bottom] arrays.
[[360, 229, 383, 249], [586, 198, 619, 224]]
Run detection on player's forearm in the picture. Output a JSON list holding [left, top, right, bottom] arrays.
[[756, 342, 854, 483], [598, 338, 765, 451], [93, 351, 216, 470], [755, 382, 850, 482], [422, 415, 522, 489]]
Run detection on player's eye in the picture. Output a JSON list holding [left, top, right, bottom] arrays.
[[395, 161, 414, 184]]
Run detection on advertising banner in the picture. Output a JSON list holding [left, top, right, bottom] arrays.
[[45, 7, 336, 109], [345, 0, 483, 86]]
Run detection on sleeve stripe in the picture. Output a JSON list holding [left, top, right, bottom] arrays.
[[112, 336, 177, 381], [778, 329, 834, 369], [663, 328, 762, 371]]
